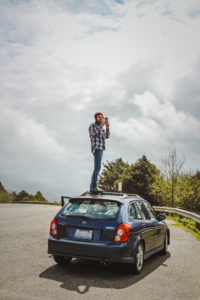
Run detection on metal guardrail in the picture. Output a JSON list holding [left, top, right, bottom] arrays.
[[11, 201, 60, 206], [10, 200, 200, 228], [153, 206, 200, 229], [60, 196, 200, 227]]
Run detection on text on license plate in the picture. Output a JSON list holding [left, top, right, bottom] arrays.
[[74, 229, 93, 240]]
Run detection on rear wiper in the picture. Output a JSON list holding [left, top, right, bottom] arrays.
[[62, 214, 91, 219]]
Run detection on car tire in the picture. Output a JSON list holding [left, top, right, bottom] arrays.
[[53, 255, 72, 265], [160, 233, 168, 255], [132, 242, 144, 274]]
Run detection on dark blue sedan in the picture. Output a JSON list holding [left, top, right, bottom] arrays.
[[48, 192, 170, 274]]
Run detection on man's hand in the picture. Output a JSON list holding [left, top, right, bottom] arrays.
[[101, 118, 106, 127], [105, 120, 109, 129], [100, 118, 109, 128]]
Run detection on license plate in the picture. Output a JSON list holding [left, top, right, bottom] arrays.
[[74, 229, 93, 240]]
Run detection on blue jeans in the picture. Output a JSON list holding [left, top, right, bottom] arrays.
[[90, 149, 103, 190]]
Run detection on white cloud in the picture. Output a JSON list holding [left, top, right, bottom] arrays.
[[0, 104, 66, 160], [133, 91, 200, 138], [111, 115, 164, 145], [110, 90, 200, 162], [110, 89, 127, 106]]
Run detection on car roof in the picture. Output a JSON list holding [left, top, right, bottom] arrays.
[[70, 191, 145, 204]]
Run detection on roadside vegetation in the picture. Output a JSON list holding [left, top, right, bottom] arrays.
[[98, 148, 200, 214], [98, 148, 200, 239], [166, 215, 200, 242], [1, 147, 200, 216], [0, 181, 48, 203]]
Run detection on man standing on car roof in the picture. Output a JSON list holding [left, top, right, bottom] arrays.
[[89, 112, 110, 193]]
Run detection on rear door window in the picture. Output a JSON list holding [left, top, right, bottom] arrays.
[[62, 199, 120, 220], [135, 202, 150, 220], [129, 202, 142, 220], [143, 201, 157, 220]]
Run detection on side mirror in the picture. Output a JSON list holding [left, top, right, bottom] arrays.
[[61, 196, 72, 207], [157, 213, 166, 221]]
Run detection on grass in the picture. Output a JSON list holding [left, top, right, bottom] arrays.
[[166, 215, 200, 242]]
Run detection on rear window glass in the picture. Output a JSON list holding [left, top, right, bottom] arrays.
[[62, 199, 120, 220]]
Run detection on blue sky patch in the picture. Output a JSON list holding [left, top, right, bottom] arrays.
[[7, 0, 32, 5], [115, 0, 124, 4], [55, 0, 122, 16]]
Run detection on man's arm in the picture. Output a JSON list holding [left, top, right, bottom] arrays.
[[106, 127, 110, 139], [105, 120, 110, 139]]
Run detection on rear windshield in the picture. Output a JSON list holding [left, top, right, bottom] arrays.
[[62, 199, 120, 220]]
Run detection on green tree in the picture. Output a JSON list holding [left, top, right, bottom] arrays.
[[151, 176, 171, 206], [178, 171, 200, 213], [161, 147, 184, 207], [99, 155, 160, 205], [0, 182, 7, 192], [12, 191, 17, 202], [0, 191, 12, 203], [22, 194, 34, 202], [33, 191, 47, 202], [15, 190, 29, 202], [0, 182, 49, 204], [118, 156, 160, 204], [0, 182, 13, 203], [98, 158, 129, 191]]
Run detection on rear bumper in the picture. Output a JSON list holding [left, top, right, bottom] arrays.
[[48, 236, 134, 263]]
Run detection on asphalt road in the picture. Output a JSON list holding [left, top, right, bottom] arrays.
[[0, 203, 200, 300]]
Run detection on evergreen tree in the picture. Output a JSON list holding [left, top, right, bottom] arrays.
[[16, 190, 29, 202], [118, 155, 160, 204], [33, 191, 47, 202], [98, 158, 129, 191], [0, 181, 12, 203], [0, 182, 7, 193], [22, 194, 34, 202], [98, 155, 160, 205]]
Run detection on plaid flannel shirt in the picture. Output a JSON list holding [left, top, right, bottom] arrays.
[[89, 122, 110, 154]]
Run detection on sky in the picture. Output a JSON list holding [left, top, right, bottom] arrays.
[[0, 0, 200, 201]]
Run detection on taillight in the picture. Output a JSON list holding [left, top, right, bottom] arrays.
[[50, 218, 58, 237], [114, 223, 130, 242]]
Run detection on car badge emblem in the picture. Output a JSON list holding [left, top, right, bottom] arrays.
[[82, 220, 87, 224]]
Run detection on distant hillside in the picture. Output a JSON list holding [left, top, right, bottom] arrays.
[[0, 181, 48, 203]]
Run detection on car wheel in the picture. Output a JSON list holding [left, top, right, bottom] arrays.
[[132, 242, 144, 274], [160, 233, 168, 255], [53, 255, 72, 265]]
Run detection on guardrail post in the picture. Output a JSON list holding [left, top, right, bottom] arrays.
[[196, 222, 200, 230]]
